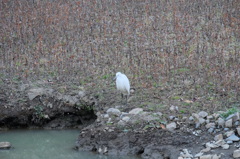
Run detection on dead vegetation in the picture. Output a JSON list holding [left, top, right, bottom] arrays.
[[0, 0, 239, 114]]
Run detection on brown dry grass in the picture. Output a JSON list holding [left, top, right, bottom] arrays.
[[0, 0, 239, 114]]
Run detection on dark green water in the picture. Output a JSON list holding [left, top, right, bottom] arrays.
[[0, 130, 139, 159]]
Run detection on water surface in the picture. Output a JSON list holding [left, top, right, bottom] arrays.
[[0, 130, 138, 159]]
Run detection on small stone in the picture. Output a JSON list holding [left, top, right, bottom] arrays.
[[200, 154, 213, 159], [122, 116, 130, 122], [178, 157, 184, 159], [214, 134, 223, 141], [206, 142, 218, 148], [226, 114, 235, 120], [170, 105, 178, 112], [129, 108, 143, 115], [78, 91, 85, 97], [182, 149, 193, 158], [195, 152, 204, 157], [153, 112, 163, 116], [174, 117, 179, 121], [107, 108, 121, 117], [28, 88, 45, 100], [226, 134, 240, 141], [224, 128, 230, 131], [221, 144, 230, 149], [189, 116, 194, 121], [201, 147, 211, 153], [198, 111, 208, 118], [169, 116, 175, 120], [227, 140, 233, 144], [213, 113, 220, 119], [195, 123, 201, 129], [217, 118, 225, 127], [225, 119, 233, 128], [120, 112, 129, 118], [235, 121, 240, 126], [207, 115, 214, 120], [233, 112, 240, 122], [212, 154, 221, 159], [182, 117, 188, 121], [225, 130, 235, 137], [233, 149, 240, 158], [166, 122, 177, 131], [205, 119, 210, 124], [199, 118, 205, 124], [0, 142, 11, 149], [103, 114, 109, 118], [237, 127, 240, 136], [208, 128, 215, 133], [206, 123, 215, 129], [215, 140, 225, 146]]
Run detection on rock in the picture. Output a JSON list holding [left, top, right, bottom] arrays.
[[103, 114, 109, 118], [226, 112, 240, 122], [235, 121, 239, 126], [233, 112, 240, 122], [237, 127, 240, 136], [182, 117, 188, 121], [169, 116, 175, 120], [227, 140, 233, 144], [224, 128, 230, 131], [201, 147, 211, 153], [206, 142, 218, 148], [212, 154, 221, 159], [217, 118, 225, 127], [178, 157, 184, 159], [28, 88, 45, 100], [214, 134, 223, 141], [78, 91, 85, 97], [106, 108, 121, 117], [208, 128, 215, 133], [189, 116, 194, 121], [213, 113, 220, 119], [153, 112, 163, 117], [122, 116, 130, 122], [120, 112, 129, 118], [226, 114, 236, 120], [200, 154, 213, 159], [195, 123, 201, 129], [221, 144, 230, 149], [62, 95, 78, 105], [233, 149, 240, 158], [166, 122, 177, 131], [225, 130, 235, 137], [129, 108, 143, 115], [180, 149, 193, 158], [195, 152, 204, 157], [199, 118, 205, 124], [225, 119, 233, 128], [0, 142, 11, 149], [215, 140, 225, 146], [205, 123, 215, 129], [207, 115, 213, 120], [198, 111, 208, 118], [226, 134, 240, 142], [170, 105, 178, 112]]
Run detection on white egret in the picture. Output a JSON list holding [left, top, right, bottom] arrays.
[[114, 72, 130, 104]]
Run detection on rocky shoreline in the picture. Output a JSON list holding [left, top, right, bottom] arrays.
[[76, 106, 240, 159], [1, 81, 240, 158]]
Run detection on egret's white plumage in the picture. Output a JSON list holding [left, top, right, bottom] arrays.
[[115, 72, 130, 103]]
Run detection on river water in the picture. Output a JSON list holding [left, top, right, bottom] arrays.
[[0, 130, 139, 159]]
